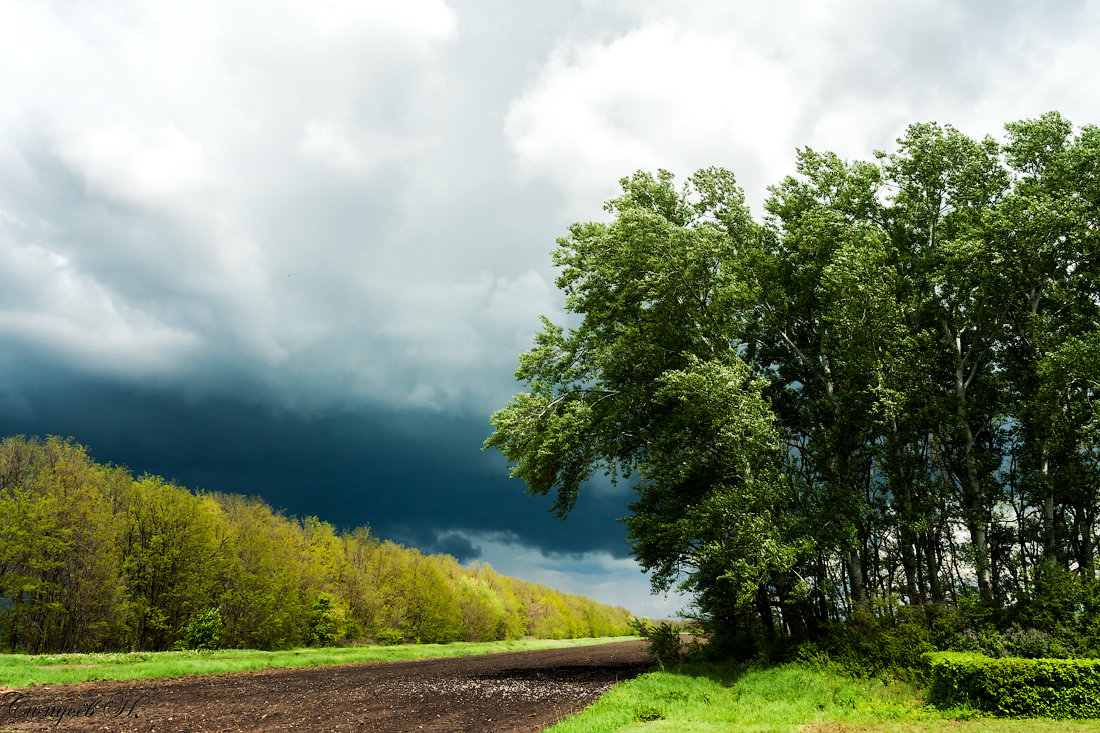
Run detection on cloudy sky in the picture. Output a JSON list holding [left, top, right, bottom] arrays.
[[2, 0, 1098, 618]]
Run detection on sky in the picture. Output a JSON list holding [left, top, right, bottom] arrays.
[[1, 0, 1099, 618]]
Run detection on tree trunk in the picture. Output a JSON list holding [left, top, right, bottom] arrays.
[[756, 584, 775, 637], [924, 530, 943, 603], [967, 520, 992, 596], [1041, 449, 1058, 566], [899, 530, 921, 604], [775, 574, 809, 636], [845, 547, 866, 606]]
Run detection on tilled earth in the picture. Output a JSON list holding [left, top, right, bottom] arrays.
[[0, 640, 650, 732]]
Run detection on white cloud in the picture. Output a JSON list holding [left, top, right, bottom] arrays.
[[298, 120, 368, 173], [0, 233, 199, 376], [335, 268, 559, 410], [506, 23, 799, 215], [0, 0, 487, 406], [287, 0, 456, 43], [506, 1, 1100, 214], [60, 126, 211, 210], [297, 119, 439, 176]]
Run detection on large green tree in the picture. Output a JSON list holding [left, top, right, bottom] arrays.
[[487, 169, 803, 629], [487, 112, 1100, 636]]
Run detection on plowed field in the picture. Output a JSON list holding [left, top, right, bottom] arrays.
[[0, 639, 649, 732]]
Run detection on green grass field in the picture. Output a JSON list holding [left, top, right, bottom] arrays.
[[545, 661, 1100, 733], [0, 636, 637, 689]]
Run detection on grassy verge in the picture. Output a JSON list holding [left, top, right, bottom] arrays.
[[0, 636, 637, 689], [545, 661, 1100, 733]]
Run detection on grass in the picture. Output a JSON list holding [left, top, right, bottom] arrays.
[[545, 661, 1100, 733], [0, 635, 637, 689]]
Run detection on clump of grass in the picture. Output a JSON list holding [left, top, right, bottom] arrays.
[[0, 636, 637, 689]]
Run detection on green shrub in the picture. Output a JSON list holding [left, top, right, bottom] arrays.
[[373, 629, 405, 646], [693, 629, 762, 662], [306, 594, 340, 647], [635, 621, 685, 668], [177, 608, 222, 651], [926, 651, 1100, 718], [798, 605, 936, 682]]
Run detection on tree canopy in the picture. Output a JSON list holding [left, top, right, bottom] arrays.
[[0, 435, 634, 653], [487, 112, 1100, 640]]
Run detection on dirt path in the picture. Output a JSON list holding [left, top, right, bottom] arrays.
[[0, 640, 649, 732]]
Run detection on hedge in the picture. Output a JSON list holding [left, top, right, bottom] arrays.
[[925, 651, 1100, 718]]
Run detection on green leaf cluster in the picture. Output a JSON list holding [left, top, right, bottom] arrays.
[[177, 608, 222, 651]]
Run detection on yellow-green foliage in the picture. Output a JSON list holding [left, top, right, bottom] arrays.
[[926, 651, 1100, 718], [0, 435, 635, 653]]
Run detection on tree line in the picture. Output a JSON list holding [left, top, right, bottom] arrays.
[[0, 435, 634, 653], [487, 112, 1100, 644]]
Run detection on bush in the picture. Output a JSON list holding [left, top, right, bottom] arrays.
[[630, 619, 685, 668], [373, 629, 405, 646], [306, 594, 340, 647], [177, 608, 222, 651], [926, 651, 1100, 718], [796, 605, 936, 682]]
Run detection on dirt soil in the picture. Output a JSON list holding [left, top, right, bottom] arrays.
[[0, 640, 650, 732]]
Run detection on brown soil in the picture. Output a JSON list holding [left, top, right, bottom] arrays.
[[0, 640, 650, 732]]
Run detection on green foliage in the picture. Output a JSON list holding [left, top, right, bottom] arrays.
[[0, 435, 635, 654], [177, 608, 222, 651], [926, 652, 1100, 718], [486, 111, 1100, 653], [306, 594, 340, 647], [547, 660, 945, 732], [953, 625, 1071, 660], [1007, 565, 1099, 654], [0, 436, 126, 653], [630, 619, 685, 669], [486, 168, 803, 625], [120, 476, 225, 651], [788, 605, 948, 683], [372, 629, 405, 645]]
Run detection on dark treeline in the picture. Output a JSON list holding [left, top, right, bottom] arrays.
[[488, 112, 1100, 653], [0, 435, 634, 653]]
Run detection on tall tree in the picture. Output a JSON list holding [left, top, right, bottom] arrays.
[[487, 169, 800, 629], [488, 112, 1100, 634]]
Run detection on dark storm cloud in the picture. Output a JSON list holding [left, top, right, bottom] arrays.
[[0, 371, 633, 560], [420, 533, 484, 564]]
